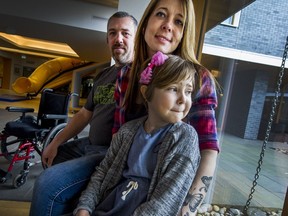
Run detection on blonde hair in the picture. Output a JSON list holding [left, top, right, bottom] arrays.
[[125, 0, 205, 111], [142, 55, 196, 102]]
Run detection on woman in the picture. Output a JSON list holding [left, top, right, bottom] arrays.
[[113, 0, 219, 215]]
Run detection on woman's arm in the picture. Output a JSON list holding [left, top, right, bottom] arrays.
[[182, 67, 219, 215], [181, 149, 218, 216]]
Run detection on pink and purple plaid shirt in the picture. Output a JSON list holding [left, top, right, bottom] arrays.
[[113, 65, 219, 152]]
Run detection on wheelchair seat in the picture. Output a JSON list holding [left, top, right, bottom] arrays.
[[5, 121, 43, 138], [4, 89, 71, 139]]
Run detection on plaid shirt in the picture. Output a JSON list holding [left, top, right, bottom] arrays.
[[113, 65, 219, 152], [112, 65, 131, 134]]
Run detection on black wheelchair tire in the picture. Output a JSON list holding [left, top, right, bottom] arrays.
[[13, 173, 27, 188], [1, 136, 21, 161], [0, 116, 37, 162]]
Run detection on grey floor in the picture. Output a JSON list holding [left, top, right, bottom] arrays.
[[212, 133, 287, 210], [0, 108, 287, 210]]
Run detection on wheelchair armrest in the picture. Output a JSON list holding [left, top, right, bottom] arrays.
[[43, 114, 68, 120], [6, 106, 35, 113]]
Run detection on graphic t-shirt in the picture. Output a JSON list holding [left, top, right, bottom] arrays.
[[84, 65, 122, 146]]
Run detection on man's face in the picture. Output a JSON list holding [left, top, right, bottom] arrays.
[[107, 17, 136, 66]]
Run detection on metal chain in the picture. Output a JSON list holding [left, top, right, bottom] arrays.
[[243, 36, 288, 214]]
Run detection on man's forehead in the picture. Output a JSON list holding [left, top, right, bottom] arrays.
[[108, 17, 134, 31]]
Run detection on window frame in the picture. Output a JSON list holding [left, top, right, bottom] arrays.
[[221, 11, 241, 27]]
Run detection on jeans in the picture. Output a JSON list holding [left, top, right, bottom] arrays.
[[29, 138, 108, 216]]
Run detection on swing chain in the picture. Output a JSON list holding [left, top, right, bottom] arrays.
[[243, 36, 288, 214]]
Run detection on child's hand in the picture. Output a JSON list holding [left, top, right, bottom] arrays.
[[75, 209, 90, 216]]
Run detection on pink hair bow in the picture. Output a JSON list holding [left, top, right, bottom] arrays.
[[139, 51, 168, 84]]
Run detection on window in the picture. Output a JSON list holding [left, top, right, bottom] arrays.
[[221, 11, 241, 27]]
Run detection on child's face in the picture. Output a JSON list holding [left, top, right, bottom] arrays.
[[147, 77, 193, 125]]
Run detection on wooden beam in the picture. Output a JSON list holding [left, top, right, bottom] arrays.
[[194, 0, 210, 62]]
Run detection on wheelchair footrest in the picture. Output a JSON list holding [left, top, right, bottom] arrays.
[[0, 169, 12, 183]]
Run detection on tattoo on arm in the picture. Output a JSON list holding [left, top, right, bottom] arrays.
[[182, 176, 213, 215], [183, 192, 204, 213], [199, 176, 212, 193]]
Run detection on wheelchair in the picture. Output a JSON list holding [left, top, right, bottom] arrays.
[[0, 88, 75, 188]]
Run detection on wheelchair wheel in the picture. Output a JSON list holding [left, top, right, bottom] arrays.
[[0, 115, 37, 161], [0, 134, 24, 161], [41, 123, 71, 169], [42, 123, 68, 149], [13, 173, 27, 188]]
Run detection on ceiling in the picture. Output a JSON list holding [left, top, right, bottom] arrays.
[[0, 0, 255, 63], [83, 0, 118, 8]]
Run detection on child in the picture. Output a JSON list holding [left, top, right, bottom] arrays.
[[74, 51, 200, 216]]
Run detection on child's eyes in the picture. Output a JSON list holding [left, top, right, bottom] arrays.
[[167, 87, 177, 92], [166, 86, 192, 95]]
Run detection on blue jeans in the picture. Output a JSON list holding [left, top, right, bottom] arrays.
[[29, 138, 108, 216]]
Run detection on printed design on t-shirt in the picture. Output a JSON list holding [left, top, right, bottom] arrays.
[[93, 83, 115, 104]]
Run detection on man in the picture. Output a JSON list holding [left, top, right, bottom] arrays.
[[42, 12, 136, 167], [29, 11, 137, 216]]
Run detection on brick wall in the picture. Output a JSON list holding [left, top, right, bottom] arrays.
[[244, 71, 269, 139], [225, 69, 254, 138], [204, 0, 288, 57]]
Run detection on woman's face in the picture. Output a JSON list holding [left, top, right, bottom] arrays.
[[144, 0, 185, 57]]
